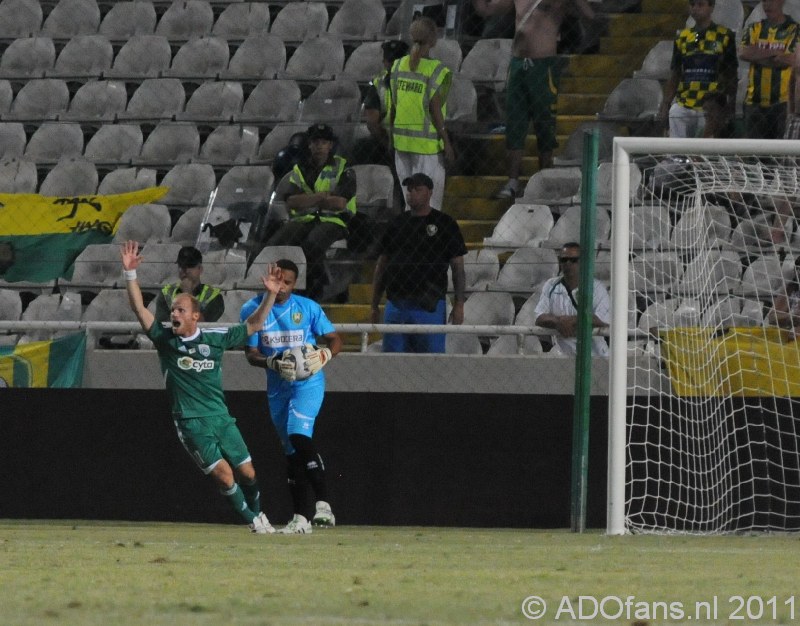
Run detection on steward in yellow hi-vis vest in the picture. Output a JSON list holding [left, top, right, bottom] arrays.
[[388, 16, 454, 211], [288, 155, 356, 228]]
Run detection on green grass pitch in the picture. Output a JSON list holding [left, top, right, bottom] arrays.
[[1, 520, 798, 625]]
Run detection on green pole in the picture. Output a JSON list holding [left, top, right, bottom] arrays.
[[570, 129, 599, 533]]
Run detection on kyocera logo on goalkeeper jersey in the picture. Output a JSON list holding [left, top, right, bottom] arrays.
[[260, 330, 304, 348], [177, 356, 215, 372]]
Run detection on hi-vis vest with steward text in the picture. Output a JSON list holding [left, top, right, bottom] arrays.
[[161, 283, 222, 310], [389, 56, 451, 155], [288, 155, 356, 228], [371, 69, 392, 130]]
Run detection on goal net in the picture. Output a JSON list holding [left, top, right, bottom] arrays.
[[607, 138, 800, 535]]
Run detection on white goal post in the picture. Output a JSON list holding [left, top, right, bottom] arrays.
[[608, 138, 800, 535]]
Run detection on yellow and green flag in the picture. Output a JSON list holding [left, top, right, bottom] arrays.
[[0, 187, 168, 282], [0, 333, 86, 388]]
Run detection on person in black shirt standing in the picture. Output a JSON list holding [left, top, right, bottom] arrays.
[[370, 173, 467, 353]]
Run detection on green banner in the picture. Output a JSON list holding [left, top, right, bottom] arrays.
[[0, 333, 86, 388], [0, 188, 168, 283]]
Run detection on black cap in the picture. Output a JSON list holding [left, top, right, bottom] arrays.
[[177, 246, 202, 268], [382, 39, 409, 63], [306, 123, 335, 142], [402, 173, 434, 189]]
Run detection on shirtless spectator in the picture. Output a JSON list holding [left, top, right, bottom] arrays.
[[473, 0, 596, 199]]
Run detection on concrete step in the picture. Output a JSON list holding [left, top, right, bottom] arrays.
[[598, 35, 669, 56], [606, 12, 685, 38], [347, 282, 376, 305], [560, 76, 626, 94], [641, 0, 684, 13], [323, 303, 376, 323], [565, 53, 649, 77], [446, 174, 523, 198], [557, 93, 609, 116], [456, 219, 497, 242], [440, 197, 509, 220]]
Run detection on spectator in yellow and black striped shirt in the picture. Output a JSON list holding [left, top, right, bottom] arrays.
[[740, 0, 799, 138], [657, 0, 738, 138]]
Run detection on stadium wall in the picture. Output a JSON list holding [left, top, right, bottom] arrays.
[[1, 356, 611, 527]]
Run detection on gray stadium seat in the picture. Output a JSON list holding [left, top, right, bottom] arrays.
[[487, 334, 543, 355], [459, 38, 512, 92], [169, 205, 204, 245], [113, 203, 172, 244], [0, 0, 42, 37], [196, 125, 259, 165], [483, 204, 553, 250], [255, 123, 307, 162], [445, 333, 483, 355], [632, 40, 673, 81], [553, 121, 620, 167], [176, 81, 243, 123], [449, 248, 500, 292], [0, 157, 37, 192], [350, 164, 394, 217], [62, 80, 128, 122], [236, 79, 300, 123], [84, 123, 144, 165], [0, 122, 27, 160], [155, 0, 214, 39], [163, 36, 230, 79], [38, 156, 98, 195], [135, 242, 184, 286], [118, 78, 186, 122], [446, 75, 477, 122], [598, 78, 662, 123], [0, 288, 22, 321], [215, 165, 274, 207], [135, 122, 200, 165], [489, 247, 559, 293], [429, 39, 463, 72], [0, 36, 55, 79], [340, 41, 384, 81], [41, 0, 100, 37], [270, 2, 329, 40], [59, 244, 120, 292], [47, 35, 114, 79], [82, 288, 140, 324], [97, 167, 157, 195], [464, 291, 515, 326], [212, 2, 270, 38], [300, 79, 361, 122], [24, 122, 84, 164], [105, 35, 172, 79], [220, 34, 286, 80], [281, 35, 345, 81], [159, 163, 216, 207], [99, 1, 156, 38], [327, 0, 386, 39], [545, 204, 611, 248], [20, 291, 82, 343], [0, 79, 12, 116], [217, 289, 258, 323], [199, 249, 247, 291], [521, 167, 581, 206]]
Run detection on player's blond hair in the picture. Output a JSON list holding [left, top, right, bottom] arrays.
[[409, 16, 437, 71]]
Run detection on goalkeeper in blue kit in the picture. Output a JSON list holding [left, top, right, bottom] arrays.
[[121, 240, 282, 534], [240, 258, 342, 534]]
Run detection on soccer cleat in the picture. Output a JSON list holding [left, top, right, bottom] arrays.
[[249, 512, 276, 534], [312, 500, 336, 527], [278, 514, 312, 534], [494, 181, 518, 200]]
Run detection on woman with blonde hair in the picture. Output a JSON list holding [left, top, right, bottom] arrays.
[[389, 16, 454, 211]]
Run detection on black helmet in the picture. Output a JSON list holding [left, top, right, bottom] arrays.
[[382, 39, 409, 63]]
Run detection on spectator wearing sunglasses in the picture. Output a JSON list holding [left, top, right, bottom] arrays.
[[533, 242, 610, 356]]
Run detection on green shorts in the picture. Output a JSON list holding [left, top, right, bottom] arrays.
[[174, 414, 251, 475], [505, 56, 561, 152]]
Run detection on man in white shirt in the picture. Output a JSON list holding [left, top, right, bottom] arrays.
[[534, 241, 610, 356]]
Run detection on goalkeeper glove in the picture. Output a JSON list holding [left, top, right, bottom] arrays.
[[304, 346, 332, 376], [266, 354, 296, 382]]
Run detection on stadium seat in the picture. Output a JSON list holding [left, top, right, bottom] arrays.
[[487, 334, 543, 355], [629, 251, 682, 294], [520, 167, 581, 206], [679, 249, 742, 296], [242, 246, 306, 289], [169, 205, 205, 245], [0, 79, 13, 116], [446, 76, 477, 122], [384, 0, 413, 36], [546, 205, 611, 248], [340, 41, 384, 81], [220, 34, 286, 80], [598, 78, 662, 127], [118, 78, 186, 122], [270, 2, 329, 40], [728, 213, 773, 251], [513, 290, 542, 327], [236, 79, 300, 123], [445, 333, 483, 355], [38, 156, 98, 195], [255, 123, 307, 162], [59, 244, 120, 293], [629, 203, 672, 252], [553, 121, 620, 167], [82, 288, 139, 324], [459, 38, 512, 92], [594, 162, 641, 205], [0, 0, 42, 37], [300, 80, 362, 123], [176, 81, 243, 123], [62, 80, 127, 122], [0, 36, 55, 79], [216, 289, 258, 323], [24, 122, 84, 164], [47, 34, 113, 79], [0, 157, 37, 192], [84, 123, 144, 165], [0, 122, 27, 160], [20, 291, 82, 343], [449, 248, 500, 292], [196, 125, 259, 165], [670, 203, 733, 250], [159, 163, 216, 208], [163, 36, 230, 79], [212, 2, 270, 38], [198, 248, 247, 291], [429, 38, 463, 72], [105, 35, 172, 79], [5, 78, 69, 121], [490, 247, 558, 293], [351, 164, 395, 217], [136, 242, 184, 286], [740, 254, 784, 298], [632, 40, 673, 81], [483, 204, 553, 250], [0, 288, 22, 321], [99, 1, 157, 38], [637, 297, 680, 341], [135, 122, 200, 166], [42, 0, 100, 37], [327, 0, 386, 39], [155, 0, 213, 39], [113, 203, 172, 244], [281, 35, 345, 81], [215, 164, 275, 208], [464, 291, 515, 326], [97, 167, 157, 195]]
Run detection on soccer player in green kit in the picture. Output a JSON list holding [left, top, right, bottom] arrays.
[[120, 240, 283, 534]]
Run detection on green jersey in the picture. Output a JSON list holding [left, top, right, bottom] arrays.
[[148, 322, 249, 419]]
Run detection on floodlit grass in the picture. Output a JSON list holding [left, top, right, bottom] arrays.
[[1, 520, 799, 625]]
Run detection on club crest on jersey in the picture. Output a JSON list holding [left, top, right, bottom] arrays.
[[292, 311, 303, 324], [198, 344, 210, 357], [177, 356, 215, 372], [426, 224, 438, 237]]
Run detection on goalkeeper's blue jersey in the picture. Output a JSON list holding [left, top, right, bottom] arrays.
[[240, 293, 335, 384]]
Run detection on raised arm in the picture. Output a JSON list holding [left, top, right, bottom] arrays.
[[121, 240, 155, 332], [449, 255, 466, 325], [243, 265, 282, 336]]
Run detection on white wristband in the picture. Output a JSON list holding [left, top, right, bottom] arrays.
[[123, 269, 137, 281]]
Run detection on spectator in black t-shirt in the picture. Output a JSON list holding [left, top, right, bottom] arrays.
[[370, 173, 467, 353]]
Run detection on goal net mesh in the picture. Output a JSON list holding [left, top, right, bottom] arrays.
[[624, 152, 800, 534]]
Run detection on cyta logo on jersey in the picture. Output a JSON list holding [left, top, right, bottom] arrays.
[[177, 356, 215, 372]]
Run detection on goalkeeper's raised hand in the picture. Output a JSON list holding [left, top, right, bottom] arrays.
[[303, 346, 332, 375], [266, 353, 296, 382]]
